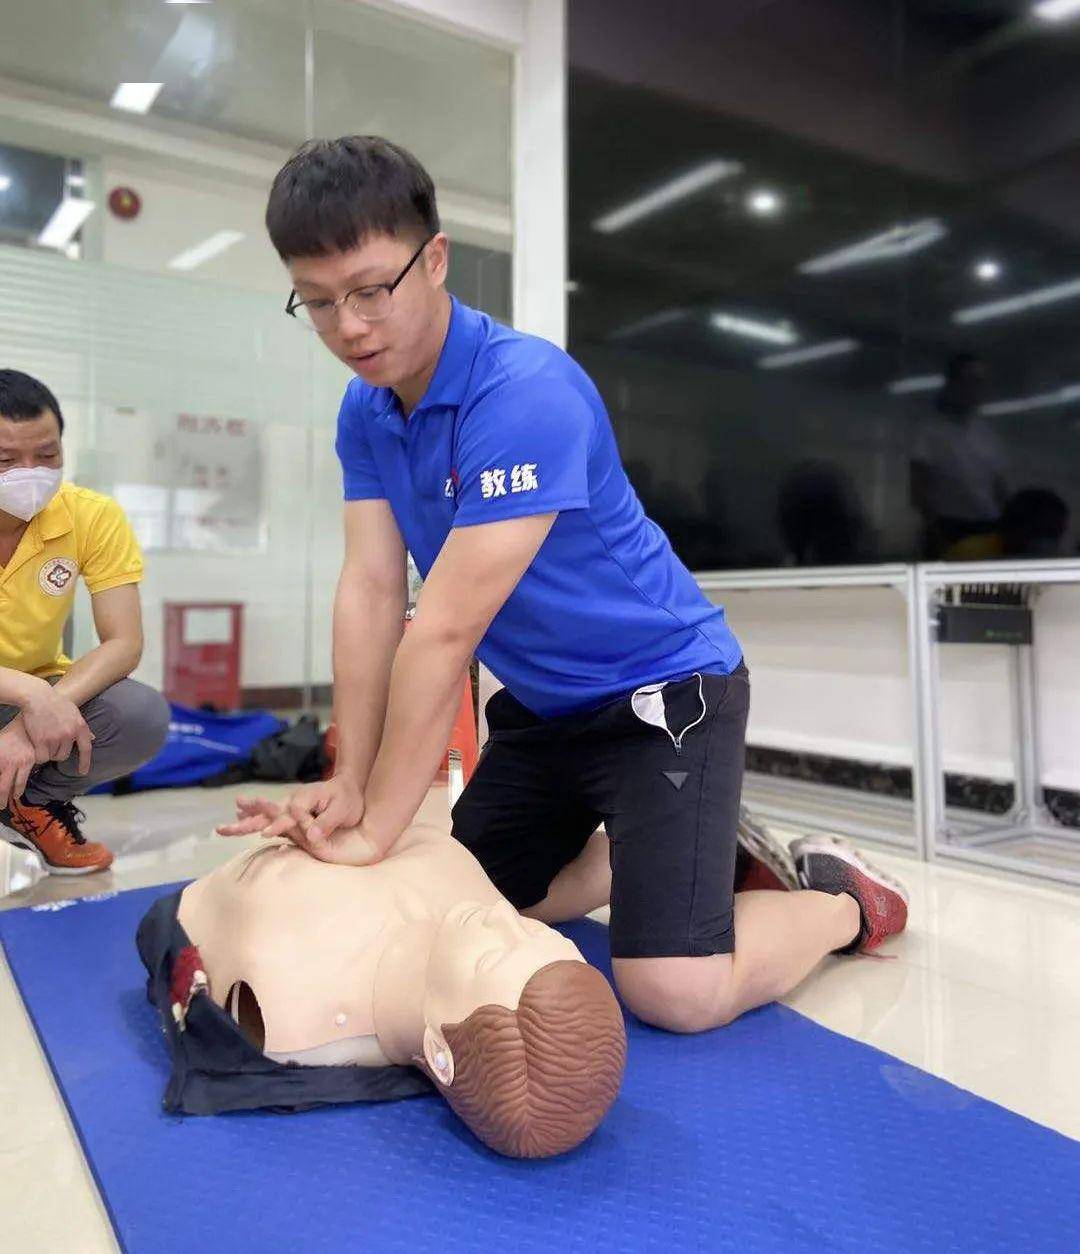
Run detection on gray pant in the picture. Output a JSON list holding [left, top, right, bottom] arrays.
[[0, 678, 170, 806]]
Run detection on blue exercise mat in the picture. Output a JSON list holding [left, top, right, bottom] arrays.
[[2, 884, 1078, 1253]]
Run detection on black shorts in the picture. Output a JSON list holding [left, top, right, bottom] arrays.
[[451, 663, 750, 959]]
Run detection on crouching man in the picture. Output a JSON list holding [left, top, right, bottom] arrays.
[[0, 369, 170, 874]]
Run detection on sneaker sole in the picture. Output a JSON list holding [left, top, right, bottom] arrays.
[[1, 826, 110, 877], [736, 810, 798, 891], [789, 833, 910, 906]]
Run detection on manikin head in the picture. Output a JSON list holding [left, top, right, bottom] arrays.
[[419, 899, 626, 1158], [265, 135, 450, 405]]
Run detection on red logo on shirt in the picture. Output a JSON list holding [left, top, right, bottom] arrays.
[[38, 558, 78, 596]]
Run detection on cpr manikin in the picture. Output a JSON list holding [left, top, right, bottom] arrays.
[[142, 821, 626, 1159]]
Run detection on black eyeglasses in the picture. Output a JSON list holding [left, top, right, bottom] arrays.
[[286, 236, 434, 331]]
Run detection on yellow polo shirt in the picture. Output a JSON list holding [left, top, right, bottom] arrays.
[[0, 482, 143, 679]]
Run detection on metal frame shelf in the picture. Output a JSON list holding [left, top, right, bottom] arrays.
[[699, 559, 1080, 886], [697, 564, 925, 857], [913, 559, 1080, 887]]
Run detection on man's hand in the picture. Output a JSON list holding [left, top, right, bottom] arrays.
[[215, 794, 287, 837], [215, 792, 382, 867], [0, 720, 39, 809], [217, 775, 365, 845], [20, 687, 94, 772], [288, 818, 383, 867]]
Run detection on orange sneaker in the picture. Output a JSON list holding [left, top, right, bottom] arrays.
[[0, 797, 113, 876]]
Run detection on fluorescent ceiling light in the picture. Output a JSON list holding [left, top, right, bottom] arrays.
[[760, 338, 858, 369], [37, 197, 96, 249], [1033, 1, 1080, 21], [747, 188, 783, 217], [799, 218, 947, 275], [168, 229, 245, 271], [953, 276, 1080, 324], [888, 374, 945, 395], [712, 311, 798, 346], [609, 308, 686, 341], [0, 175, 11, 193], [111, 82, 164, 114], [593, 159, 743, 234], [981, 382, 1080, 416]]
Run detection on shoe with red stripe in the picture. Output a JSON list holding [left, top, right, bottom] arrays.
[[735, 807, 798, 892], [790, 834, 908, 953], [0, 797, 113, 876]]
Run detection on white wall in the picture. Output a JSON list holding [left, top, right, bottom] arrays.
[[513, 0, 567, 347], [720, 584, 1080, 791], [96, 158, 284, 294], [92, 152, 511, 289], [359, 0, 525, 47]]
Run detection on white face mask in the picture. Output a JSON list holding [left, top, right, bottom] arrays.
[[0, 466, 63, 521]]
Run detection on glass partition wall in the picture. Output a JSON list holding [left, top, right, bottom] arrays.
[[0, 0, 513, 709], [568, 1, 1080, 572]]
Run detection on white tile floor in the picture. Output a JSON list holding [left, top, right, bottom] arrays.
[[1, 785, 1078, 1253]]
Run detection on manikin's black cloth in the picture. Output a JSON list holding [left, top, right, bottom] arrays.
[[135, 889, 433, 1115]]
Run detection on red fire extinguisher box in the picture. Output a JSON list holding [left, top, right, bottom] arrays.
[[164, 602, 244, 711]]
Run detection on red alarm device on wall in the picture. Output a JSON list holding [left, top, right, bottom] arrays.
[[108, 186, 142, 220]]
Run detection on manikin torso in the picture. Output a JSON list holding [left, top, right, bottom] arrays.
[[178, 823, 513, 1066]]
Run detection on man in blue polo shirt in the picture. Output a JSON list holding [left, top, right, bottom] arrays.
[[223, 137, 907, 1034]]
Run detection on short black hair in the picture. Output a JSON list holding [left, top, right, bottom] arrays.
[[0, 369, 64, 435], [265, 136, 440, 261]]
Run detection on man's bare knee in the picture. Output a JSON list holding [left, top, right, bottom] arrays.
[[521, 829, 611, 925], [613, 954, 737, 1034]]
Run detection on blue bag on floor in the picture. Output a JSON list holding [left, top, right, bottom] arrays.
[[92, 703, 285, 793]]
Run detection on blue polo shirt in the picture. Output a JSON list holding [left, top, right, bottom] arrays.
[[335, 297, 742, 717]]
